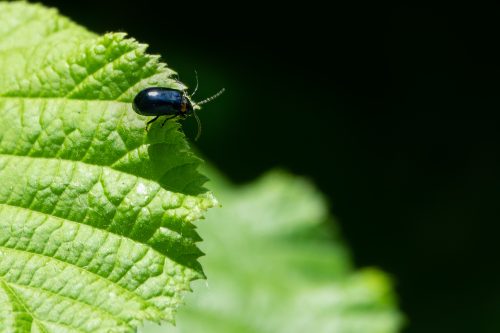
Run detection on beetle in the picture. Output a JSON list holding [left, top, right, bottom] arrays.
[[132, 82, 225, 140]]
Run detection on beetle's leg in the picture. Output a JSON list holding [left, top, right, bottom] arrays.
[[145, 115, 160, 131], [161, 115, 177, 127]]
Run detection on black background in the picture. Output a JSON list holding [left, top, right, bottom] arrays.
[[39, 1, 500, 332]]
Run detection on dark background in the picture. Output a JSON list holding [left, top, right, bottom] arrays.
[[40, 1, 500, 332]]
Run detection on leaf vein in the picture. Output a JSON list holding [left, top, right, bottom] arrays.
[[0, 240, 164, 316], [0, 12, 42, 45], [0, 278, 48, 333], [64, 48, 139, 98], [5, 279, 132, 329]]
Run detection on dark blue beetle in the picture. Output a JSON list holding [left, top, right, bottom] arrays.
[[133, 84, 225, 140]]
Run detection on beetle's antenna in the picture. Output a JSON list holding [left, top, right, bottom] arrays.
[[191, 70, 199, 97], [193, 110, 202, 141], [197, 88, 226, 105]]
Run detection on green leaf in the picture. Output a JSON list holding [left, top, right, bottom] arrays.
[[142, 170, 404, 333], [0, 2, 216, 332]]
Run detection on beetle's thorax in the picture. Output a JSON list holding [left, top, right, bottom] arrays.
[[180, 95, 193, 115]]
